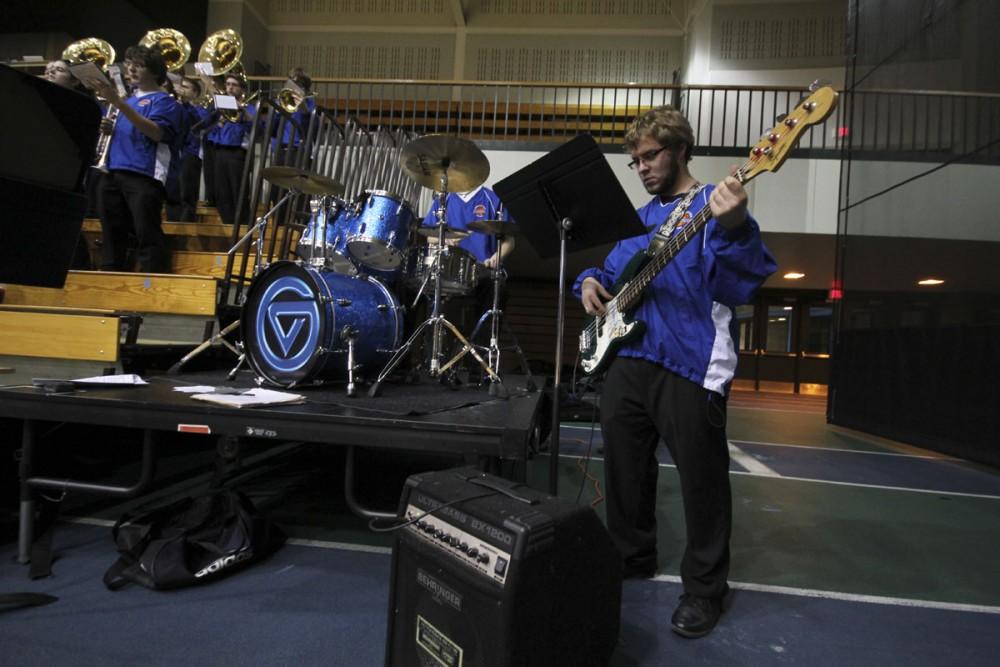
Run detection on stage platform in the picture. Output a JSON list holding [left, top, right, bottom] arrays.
[[0, 369, 547, 563]]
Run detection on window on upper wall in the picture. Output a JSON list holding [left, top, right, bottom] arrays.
[[803, 304, 834, 355], [765, 304, 795, 353]]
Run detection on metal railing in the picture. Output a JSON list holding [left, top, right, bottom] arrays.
[[248, 77, 1000, 163]]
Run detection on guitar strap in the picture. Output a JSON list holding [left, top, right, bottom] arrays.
[[647, 184, 703, 256]]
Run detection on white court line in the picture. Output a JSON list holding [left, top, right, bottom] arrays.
[[65, 517, 998, 615], [731, 439, 956, 461], [545, 452, 1000, 500], [728, 441, 779, 477], [647, 574, 1000, 615]]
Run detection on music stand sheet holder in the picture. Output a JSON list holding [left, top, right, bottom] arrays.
[[493, 133, 645, 494]]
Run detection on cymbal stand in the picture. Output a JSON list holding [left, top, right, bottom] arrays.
[[369, 171, 502, 397], [468, 232, 536, 394], [169, 191, 295, 376], [228, 189, 296, 276], [222, 189, 297, 380]]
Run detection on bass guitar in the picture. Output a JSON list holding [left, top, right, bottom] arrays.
[[579, 85, 838, 376]]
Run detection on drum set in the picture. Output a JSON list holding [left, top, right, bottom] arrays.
[[235, 134, 529, 397]]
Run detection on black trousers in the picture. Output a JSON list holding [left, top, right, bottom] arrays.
[[97, 170, 169, 273], [600, 357, 732, 598], [165, 154, 202, 222], [214, 146, 247, 226], [202, 142, 216, 206]]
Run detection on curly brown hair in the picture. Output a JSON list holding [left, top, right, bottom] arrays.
[[623, 105, 695, 163]]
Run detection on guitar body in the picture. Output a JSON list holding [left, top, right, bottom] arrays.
[[579, 250, 649, 376]]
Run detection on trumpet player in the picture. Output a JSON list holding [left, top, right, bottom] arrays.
[[206, 72, 256, 226], [83, 44, 185, 273]]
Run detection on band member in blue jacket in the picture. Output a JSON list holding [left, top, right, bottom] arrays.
[[166, 77, 211, 222], [206, 73, 255, 226], [574, 105, 776, 638], [85, 44, 184, 273]]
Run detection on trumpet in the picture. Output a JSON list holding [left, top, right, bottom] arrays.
[[219, 89, 261, 123], [63, 37, 122, 172], [93, 66, 129, 173], [276, 85, 315, 114]]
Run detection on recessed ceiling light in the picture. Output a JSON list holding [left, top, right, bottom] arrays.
[[783, 272, 805, 280], [917, 278, 944, 286]]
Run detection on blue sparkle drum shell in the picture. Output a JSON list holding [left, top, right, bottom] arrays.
[[241, 261, 403, 388], [297, 202, 357, 275], [346, 190, 415, 271]]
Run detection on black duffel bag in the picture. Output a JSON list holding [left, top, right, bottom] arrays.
[[103, 490, 286, 590]]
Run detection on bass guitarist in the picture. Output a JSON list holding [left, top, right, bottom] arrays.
[[573, 105, 776, 638]]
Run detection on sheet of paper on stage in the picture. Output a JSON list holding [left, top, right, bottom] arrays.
[[190, 388, 305, 408], [72, 374, 148, 386]]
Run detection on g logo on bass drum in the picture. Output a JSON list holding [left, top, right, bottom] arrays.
[[241, 261, 403, 388]]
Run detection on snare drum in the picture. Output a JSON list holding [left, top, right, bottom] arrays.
[[346, 191, 415, 271], [403, 245, 480, 297], [241, 261, 403, 387]]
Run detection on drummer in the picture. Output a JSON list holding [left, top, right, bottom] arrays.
[[420, 185, 515, 269], [419, 185, 516, 380]]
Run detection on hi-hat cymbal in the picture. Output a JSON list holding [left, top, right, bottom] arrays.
[[417, 225, 470, 241], [400, 135, 489, 192], [466, 219, 519, 236], [261, 166, 344, 196]]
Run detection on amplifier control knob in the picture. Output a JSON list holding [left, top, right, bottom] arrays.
[[468, 547, 479, 558]]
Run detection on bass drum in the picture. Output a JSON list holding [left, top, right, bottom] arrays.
[[241, 261, 403, 387]]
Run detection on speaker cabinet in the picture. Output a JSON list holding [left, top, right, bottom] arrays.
[[385, 468, 621, 667]]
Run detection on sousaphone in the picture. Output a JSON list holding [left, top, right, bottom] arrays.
[[139, 28, 192, 72], [62, 37, 116, 71]]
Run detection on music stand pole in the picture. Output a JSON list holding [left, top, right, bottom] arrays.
[[550, 217, 572, 494]]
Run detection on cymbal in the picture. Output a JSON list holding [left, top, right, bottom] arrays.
[[466, 219, 519, 236], [400, 134, 489, 192], [417, 225, 470, 241], [261, 166, 344, 196]]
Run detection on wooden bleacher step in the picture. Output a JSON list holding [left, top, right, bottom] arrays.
[[0, 305, 124, 363], [1, 270, 217, 316], [81, 219, 300, 255]]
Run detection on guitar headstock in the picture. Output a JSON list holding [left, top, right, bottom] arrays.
[[738, 86, 838, 183]]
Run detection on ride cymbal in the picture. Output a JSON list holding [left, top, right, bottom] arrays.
[[399, 134, 489, 192], [261, 166, 345, 196], [466, 219, 519, 236]]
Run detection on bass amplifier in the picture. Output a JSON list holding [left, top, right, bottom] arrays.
[[385, 467, 622, 667]]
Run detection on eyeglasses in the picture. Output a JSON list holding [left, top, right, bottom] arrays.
[[627, 145, 669, 170]]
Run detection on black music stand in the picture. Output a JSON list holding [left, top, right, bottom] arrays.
[[0, 64, 100, 287], [494, 134, 644, 494]]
